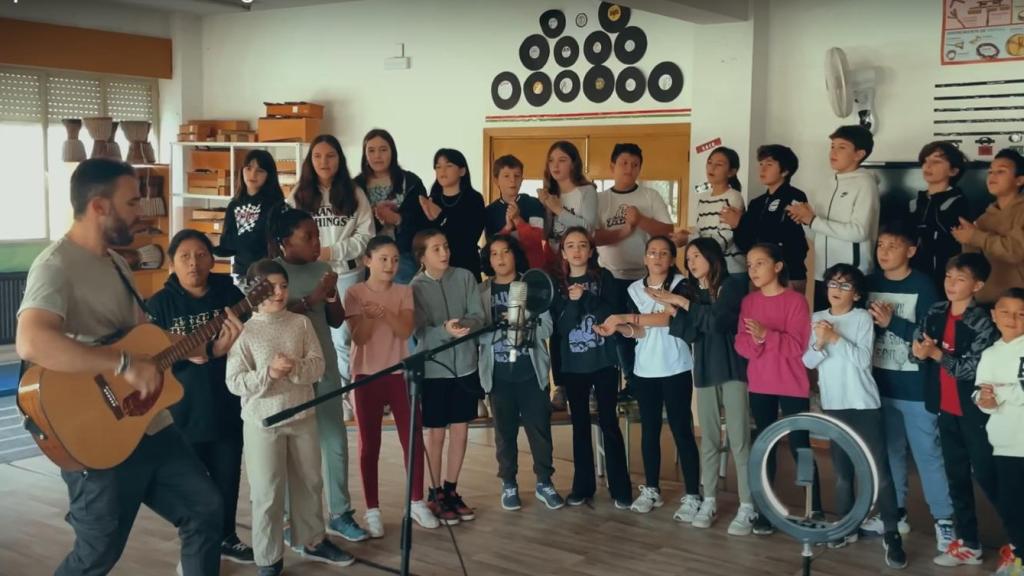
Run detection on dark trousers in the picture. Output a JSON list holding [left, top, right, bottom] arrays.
[[749, 392, 823, 512], [490, 374, 555, 485], [633, 372, 701, 494], [995, 456, 1024, 558], [938, 412, 999, 548], [611, 277, 637, 390], [192, 435, 243, 542], [825, 408, 900, 532], [562, 367, 632, 502], [56, 426, 223, 576]]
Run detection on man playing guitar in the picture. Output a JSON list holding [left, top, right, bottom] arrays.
[[16, 158, 231, 575]]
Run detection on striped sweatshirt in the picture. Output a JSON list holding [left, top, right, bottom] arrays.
[[696, 187, 746, 274]]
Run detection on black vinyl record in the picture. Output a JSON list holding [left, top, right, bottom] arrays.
[[614, 26, 647, 65], [554, 70, 581, 102], [583, 65, 615, 103], [519, 34, 550, 71], [598, 2, 631, 33], [524, 71, 553, 107], [584, 30, 612, 65], [615, 66, 646, 103], [539, 9, 566, 39], [491, 71, 521, 110], [554, 36, 580, 67], [648, 61, 684, 102]]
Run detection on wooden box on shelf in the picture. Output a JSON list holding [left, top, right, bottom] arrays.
[[258, 117, 321, 142], [264, 101, 324, 118], [189, 148, 248, 171]]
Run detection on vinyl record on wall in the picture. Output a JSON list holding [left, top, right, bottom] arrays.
[[598, 2, 631, 33], [614, 26, 648, 65], [539, 9, 566, 39], [583, 65, 615, 103], [554, 36, 580, 67], [648, 61, 684, 102], [491, 71, 521, 110], [519, 34, 550, 71], [583, 30, 613, 65], [554, 70, 581, 102], [615, 66, 646, 103], [524, 71, 553, 107]]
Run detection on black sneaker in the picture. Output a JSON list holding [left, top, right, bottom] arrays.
[[884, 531, 908, 569], [256, 559, 283, 576], [613, 498, 632, 510], [303, 538, 355, 567], [220, 534, 255, 564], [752, 513, 775, 535], [566, 493, 589, 506]]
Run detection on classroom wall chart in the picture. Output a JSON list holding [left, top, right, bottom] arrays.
[[942, 0, 1024, 64]]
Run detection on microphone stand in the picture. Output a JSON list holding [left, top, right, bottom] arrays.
[[263, 321, 506, 576]]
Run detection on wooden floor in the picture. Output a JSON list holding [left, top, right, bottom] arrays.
[[0, 428, 1001, 576]]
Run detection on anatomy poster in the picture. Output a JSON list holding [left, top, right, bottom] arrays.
[[942, 0, 1024, 64]]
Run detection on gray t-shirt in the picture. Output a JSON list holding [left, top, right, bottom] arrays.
[[18, 237, 172, 433]]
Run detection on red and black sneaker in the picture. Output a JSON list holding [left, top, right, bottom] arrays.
[[428, 489, 460, 526], [446, 490, 475, 522]]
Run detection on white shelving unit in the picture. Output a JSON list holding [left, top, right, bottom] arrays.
[[170, 141, 306, 270]]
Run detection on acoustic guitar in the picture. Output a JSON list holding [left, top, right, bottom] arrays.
[[17, 278, 274, 471]]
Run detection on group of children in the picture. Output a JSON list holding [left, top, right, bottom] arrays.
[[164, 123, 1024, 576]]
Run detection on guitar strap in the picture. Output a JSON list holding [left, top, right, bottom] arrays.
[[110, 251, 152, 319]]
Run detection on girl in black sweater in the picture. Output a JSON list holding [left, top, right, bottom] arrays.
[[215, 149, 285, 279], [552, 226, 633, 508], [423, 148, 486, 279]]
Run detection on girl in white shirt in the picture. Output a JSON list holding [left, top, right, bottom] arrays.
[[596, 236, 701, 521], [802, 263, 907, 565]]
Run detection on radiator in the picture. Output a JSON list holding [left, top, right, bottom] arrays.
[[0, 272, 28, 345]]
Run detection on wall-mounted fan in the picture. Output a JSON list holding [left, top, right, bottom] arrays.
[[825, 47, 878, 133]]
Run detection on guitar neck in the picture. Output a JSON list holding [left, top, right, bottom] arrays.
[[154, 296, 255, 371]]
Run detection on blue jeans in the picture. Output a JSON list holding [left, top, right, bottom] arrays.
[[395, 252, 417, 285], [881, 397, 954, 520]]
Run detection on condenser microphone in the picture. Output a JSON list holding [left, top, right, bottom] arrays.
[[505, 280, 528, 362]]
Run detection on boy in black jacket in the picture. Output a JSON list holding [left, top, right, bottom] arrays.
[[148, 230, 251, 564], [910, 141, 970, 294], [724, 144, 809, 293], [910, 252, 998, 567]]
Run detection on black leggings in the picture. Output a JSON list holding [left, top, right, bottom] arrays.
[[562, 366, 632, 502], [749, 392, 823, 512], [633, 372, 700, 494]]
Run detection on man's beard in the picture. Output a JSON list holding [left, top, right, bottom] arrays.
[[103, 214, 135, 247]]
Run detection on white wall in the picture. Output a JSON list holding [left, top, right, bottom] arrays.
[[200, 0, 699, 202], [763, 0, 1024, 197]]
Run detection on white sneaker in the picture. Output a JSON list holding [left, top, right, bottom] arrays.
[[934, 519, 956, 553], [630, 485, 663, 513], [860, 511, 910, 535], [728, 503, 757, 536], [410, 500, 440, 529], [934, 539, 983, 566], [364, 508, 384, 539], [691, 498, 717, 529], [673, 494, 702, 523]]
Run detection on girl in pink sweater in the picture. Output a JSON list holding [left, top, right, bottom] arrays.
[[734, 243, 821, 533]]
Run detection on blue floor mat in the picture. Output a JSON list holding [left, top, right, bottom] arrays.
[[0, 363, 18, 396]]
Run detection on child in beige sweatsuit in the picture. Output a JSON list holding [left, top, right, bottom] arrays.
[[227, 259, 353, 573]]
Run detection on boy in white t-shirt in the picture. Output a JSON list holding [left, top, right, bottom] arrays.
[[974, 288, 1024, 576], [594, 143, 674, 398]]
